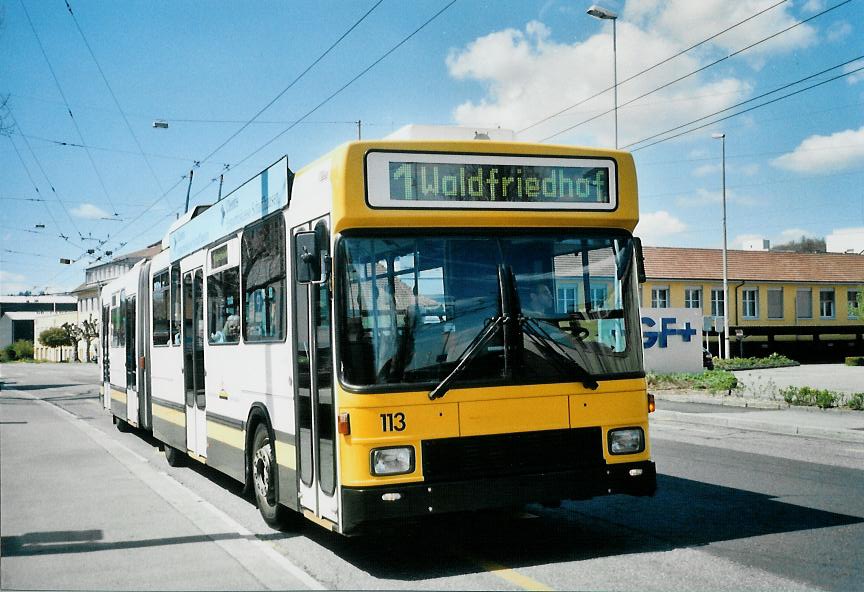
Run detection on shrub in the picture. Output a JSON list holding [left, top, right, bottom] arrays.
[[845, 356, 864, 367], [11, 340, 33, 359], [0, 345, 16, 362], [648, 369, 738, 392], [39, 327, 71, 348], [781, 386, 839, 409], [714, 353, 798, 370], [848, 393, 864, 411]]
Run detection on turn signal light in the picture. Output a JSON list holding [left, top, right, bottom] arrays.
[[647, 393, 656, 413], [338, 412, 351, 435]]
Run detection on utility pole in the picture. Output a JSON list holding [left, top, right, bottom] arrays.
[[184, 169, 194, 214]]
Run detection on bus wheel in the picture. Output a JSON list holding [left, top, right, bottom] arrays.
[[164, 445, 185, 467], [251, 423, 290, 529], [114, 416, 129, 432]]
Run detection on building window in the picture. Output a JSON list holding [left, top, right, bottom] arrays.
[[241, 215, 286, 342], [767, 288, 784, 320], [684, 287, 702, 310], [590, 285, 608, 310], [651, 286, 670, 308], [710, 288, 725, 317], [208, 267, 241, 344], [557, 286, 578, 313], [849, 289, 862, 320], [152, 269, 171, 346], [796, 289, 812, 319], [742, 288, 759, 319], [819, 289, 835, 319]]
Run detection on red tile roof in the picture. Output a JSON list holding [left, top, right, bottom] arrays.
[[643, 247, 864, 284]]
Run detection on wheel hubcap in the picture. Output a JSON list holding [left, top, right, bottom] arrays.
[[253, 444, 273, 503]]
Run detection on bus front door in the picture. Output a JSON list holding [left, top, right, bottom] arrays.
[[183, 269, 207, 459], [125, 295, 138, 426], [102, 303, 110, 410], [294, 220, 338, 524]]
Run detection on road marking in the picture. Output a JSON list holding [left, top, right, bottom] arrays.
[[24, 390, 326, 590], [472, 557, 554, 591]]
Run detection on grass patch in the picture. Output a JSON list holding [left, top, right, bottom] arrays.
[[780, 386, 864, 410], [648, 369, 738, 392], [714, 353, 798, 370], [845, 356, 864, 367]]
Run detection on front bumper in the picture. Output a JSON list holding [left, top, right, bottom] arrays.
[[341, 460, 656, 533]]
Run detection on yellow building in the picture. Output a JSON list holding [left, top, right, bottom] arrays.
[[641, 247, 864, 360]]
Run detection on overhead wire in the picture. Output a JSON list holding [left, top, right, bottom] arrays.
[[539, 0, 852, 142], [19, 0, 120, 217], [199, 0, 385, 165], [229, 0, 459, 173], [101, 0, 459, 259], [623, 56, 864, 149], [519, 0, 791, 134], [92, 0, 393, 255], [628, 64, 864, 152], [64, 0, 165, 197]]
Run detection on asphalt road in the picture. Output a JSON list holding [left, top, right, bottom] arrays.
[[2, 363, 862, 591]]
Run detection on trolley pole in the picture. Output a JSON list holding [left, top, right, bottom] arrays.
[[184, 169, 194, 214]]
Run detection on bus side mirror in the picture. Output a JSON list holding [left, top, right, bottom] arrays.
[[633, 237, 647, 284], [295, 231, 331, 285]]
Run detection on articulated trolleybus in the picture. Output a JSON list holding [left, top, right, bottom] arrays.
[[101, 129, 656, 535]]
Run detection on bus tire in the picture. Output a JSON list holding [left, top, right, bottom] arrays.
[[164, 445, 185, 467], [114, 416, 129, 432], [251, 423, 290, 529]]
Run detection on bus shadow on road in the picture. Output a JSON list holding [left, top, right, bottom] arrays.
[[308, 473, 863, 581]]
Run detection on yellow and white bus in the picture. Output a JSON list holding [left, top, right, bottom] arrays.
[[100, 128, 655, 535]]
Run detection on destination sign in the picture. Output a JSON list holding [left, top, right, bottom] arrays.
[[366, 152, 616, 210]]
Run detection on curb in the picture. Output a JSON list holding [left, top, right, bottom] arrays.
[[651, 409, 864, 444]]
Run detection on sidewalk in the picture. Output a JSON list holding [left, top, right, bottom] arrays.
[[652, 390, 864, 444]]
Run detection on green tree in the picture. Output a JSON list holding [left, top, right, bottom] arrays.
[[61, 322, 84, 362], [81, 319, 99, 363], [39, 327, 72, 361], [771, 235, 826, 253]]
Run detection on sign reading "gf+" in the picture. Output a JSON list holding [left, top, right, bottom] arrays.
[[642, 317, 698, 348]]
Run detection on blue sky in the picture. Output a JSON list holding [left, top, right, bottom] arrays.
[[2, 0, 863, 294]]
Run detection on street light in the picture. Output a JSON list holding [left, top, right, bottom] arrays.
[[587, 4, 618, 148], [712, 132, 730, 359]]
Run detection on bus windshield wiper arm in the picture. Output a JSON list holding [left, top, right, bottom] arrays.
[[428, 314, 506, 400], [520, 315, 599, 390]]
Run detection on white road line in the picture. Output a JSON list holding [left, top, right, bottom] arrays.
[[27, 391, 326, 590]]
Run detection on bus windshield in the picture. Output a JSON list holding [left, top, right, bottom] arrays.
[[337, 232, 643, 390]]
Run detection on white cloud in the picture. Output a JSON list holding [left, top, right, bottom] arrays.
[[802, 0, 826, 13], [447, 20, 751, 146], [446, 0, 814, 147], [777, 228, 814, 242], [772, 126, 864, 173], [843, 59, 864, 85], [71, 203, 111, 219], [826, 21, 852, 43], [693, 163, 720, 177], [624, 0, 816, 66], [635, 210, 688, 246]]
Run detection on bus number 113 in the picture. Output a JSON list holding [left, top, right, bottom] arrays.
[[380, 412, 406, 432]]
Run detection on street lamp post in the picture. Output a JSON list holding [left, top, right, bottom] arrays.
[[712, 132, 730, 359], [587, 5, 618, 149]]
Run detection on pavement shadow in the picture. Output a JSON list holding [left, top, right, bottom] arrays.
[[0, 529, 265, 557], [299, 473, 862, 582]]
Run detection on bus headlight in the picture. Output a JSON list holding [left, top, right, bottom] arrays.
[[371, 446, 415, 476], [608, 428, 644, 455]]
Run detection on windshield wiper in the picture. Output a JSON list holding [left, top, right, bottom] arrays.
[[519, 315, 599, 390], [427, 314, 506, 400], [428, 265, 513, 400]]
